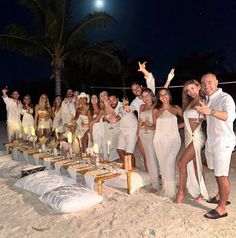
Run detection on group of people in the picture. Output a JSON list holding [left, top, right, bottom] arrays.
[[2, 61, 236, 220]]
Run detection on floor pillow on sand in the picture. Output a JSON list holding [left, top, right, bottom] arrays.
[[104, 171, 151, 193], [39, 184, 103, 213], [0, 160, 22, 176], [14, 170, 75, 196]]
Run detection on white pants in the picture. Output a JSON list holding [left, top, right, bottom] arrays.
[[7, 121, 22, 141]]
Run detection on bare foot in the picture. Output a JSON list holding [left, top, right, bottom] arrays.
[[173, 193, 185, 203], [193, 194, 204, 203], [149, 188, 158, 193]]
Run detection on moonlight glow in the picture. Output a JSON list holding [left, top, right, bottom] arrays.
[[95, 0, 104, 9]]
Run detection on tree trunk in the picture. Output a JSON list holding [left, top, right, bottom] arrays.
[[55, 68, 61, 96]]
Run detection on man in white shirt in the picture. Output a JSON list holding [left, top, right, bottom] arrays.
[[2, 88, 22, 142], [61, 89, 76, 129], [196, 73, 236, 219]]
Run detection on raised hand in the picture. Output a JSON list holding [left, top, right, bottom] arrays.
[[138, 61, 147, 73], [167, 68, 175, 82], [2, 88, 8, 94]]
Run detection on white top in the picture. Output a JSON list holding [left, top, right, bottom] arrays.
[[2, 96, 22, 124], [130, 73, 155, 116], [206, 88, 236, 147], [61, 98, 76, 125], [118, 108, 137, 132]]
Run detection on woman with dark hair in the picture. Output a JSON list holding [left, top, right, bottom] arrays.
[[89, 94, 100, 143], [153, 88, 182, 198], [52, 95, 63, 134], [22, 94, 34, 137], [174, 80, 209, 203], [138, 88, 159, 193]]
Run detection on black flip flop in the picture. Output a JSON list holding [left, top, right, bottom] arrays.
[[204, 209, 228, 219], [207, 196, 231, 206]]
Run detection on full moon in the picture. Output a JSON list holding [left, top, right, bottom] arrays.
[[95, 0, 104, 9]]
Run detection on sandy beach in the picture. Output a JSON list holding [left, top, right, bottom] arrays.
[[0, 123, 236, 238]]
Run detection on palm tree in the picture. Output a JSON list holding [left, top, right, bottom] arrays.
[[0, 0, 118, 95]]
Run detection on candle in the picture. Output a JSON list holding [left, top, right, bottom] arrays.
[[67, 132, 73, 144], [55, 128, 58, 139], [41, 125, 44, 136], [24, 127, 28, 137], [78, 134, 82, 147], [93, 144, 99, 154], [107, 140, 111, 156], [31, 126, 36, 136]]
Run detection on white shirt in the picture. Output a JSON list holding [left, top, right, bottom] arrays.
[[206, 88, 236, 148], [130, 73, 155, 116], [61, 98, 76, 125], [2, 96, 22, 125], [118, 108, 138, 132]]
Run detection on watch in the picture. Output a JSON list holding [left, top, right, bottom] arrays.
[[211, 109, 216, 116]]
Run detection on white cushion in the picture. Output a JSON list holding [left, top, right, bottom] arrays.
[[0, 160, 22, 177], [105, 171, 151, 193], [39, 185, 103, 213], [14, 170, 75, 196]]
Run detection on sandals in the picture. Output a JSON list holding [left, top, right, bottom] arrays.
[[204, 209, 228, 219], [207, 196, 231, 206]]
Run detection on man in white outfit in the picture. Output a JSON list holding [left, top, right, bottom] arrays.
[[61, 89, 76, 129], [196, 73, 236, 219], [2, 88, 22, 142]]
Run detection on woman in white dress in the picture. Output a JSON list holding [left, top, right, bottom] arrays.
[[52, 95, 63, 134], [138, 88, 159, 193], [153, 88, 182, 198], [174, 80, 209, 203], [74, 92, 91, 152], [34, 94, 52, 137], [22, 94, 34, 138]]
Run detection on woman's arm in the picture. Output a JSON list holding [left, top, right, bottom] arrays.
[[163, 68, 175, 88]]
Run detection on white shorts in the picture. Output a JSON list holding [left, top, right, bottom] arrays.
[[205, 148, 233, 176], [117, 132, 137, 154]]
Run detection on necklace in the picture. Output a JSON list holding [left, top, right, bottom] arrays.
[[162, 105, 170, 110]]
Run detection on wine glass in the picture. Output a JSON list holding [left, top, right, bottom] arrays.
[[196, 99, 203, 124]]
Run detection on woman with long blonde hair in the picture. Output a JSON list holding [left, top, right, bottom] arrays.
[[174, 79, 209, 203], [35, 94, 52, 137]]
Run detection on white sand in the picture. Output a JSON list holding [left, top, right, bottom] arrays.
[[0, 123, 236, 238]]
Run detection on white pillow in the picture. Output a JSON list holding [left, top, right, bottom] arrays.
[[105, 171, 151, 193], [0, 160, 22, 176], [14, 170, 75, 196], [39, 185, 103, 213]]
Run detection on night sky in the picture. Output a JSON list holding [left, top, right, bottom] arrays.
[[0, 0, 236, 109]]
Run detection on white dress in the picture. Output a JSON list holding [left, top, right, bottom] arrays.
[[22, 108, 34, 137], [153, 110, 181, 197], [52, 108, 63, 133], [139, 110, 159, 189], [184, 108, 209, 199]]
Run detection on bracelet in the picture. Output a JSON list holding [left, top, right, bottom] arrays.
[[211, 109, 216, 116]]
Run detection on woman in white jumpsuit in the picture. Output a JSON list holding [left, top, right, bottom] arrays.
[[153, 88, 182, 198]]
